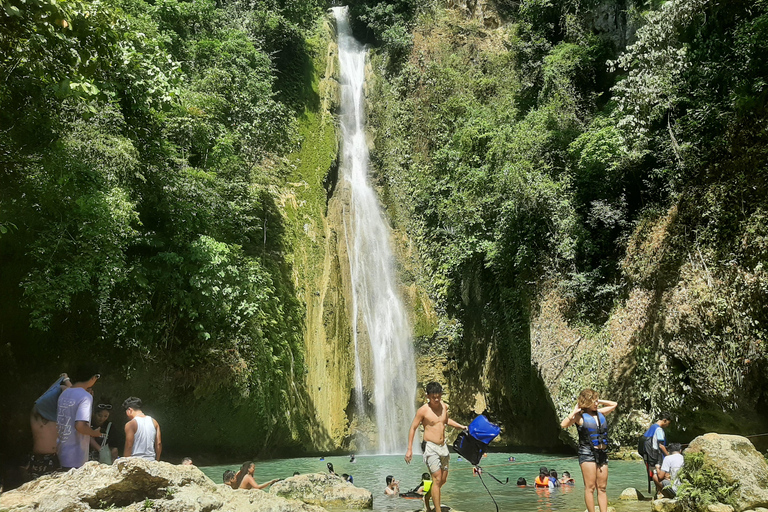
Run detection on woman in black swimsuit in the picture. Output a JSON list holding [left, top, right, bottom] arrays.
[[560, 388, 617, 512]]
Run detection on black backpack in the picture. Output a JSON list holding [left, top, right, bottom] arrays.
[[637, 435, 646, 456]]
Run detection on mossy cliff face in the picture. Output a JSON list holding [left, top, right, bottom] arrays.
[[534, 200, 768, 448], [280, 15, 357, 451]]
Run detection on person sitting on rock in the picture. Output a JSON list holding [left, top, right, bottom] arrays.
[[223, 470, 236, 488], [384, 475, 400, 495], [342, 473, 353, 483], [560, 471, 575, 485], [658, 443, 684, 498], [234, 461, 280, 490]]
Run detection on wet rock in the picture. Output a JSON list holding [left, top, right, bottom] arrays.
[[686, 433, 768, 512], [620, 488, 646, 500], [0, 459, 325, 512], [652, 498, 683, 512], [270, 473, 373, 509]]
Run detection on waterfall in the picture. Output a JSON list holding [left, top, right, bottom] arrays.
[[332, 6, 418, 455]]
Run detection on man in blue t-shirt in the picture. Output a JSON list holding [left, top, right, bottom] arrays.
[[643, 412, 672, 496], [57, 366, 102, 469]]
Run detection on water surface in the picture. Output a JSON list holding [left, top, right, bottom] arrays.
[[202, 452, 649, 512]]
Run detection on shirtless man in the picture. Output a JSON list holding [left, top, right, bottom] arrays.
[[28, 374, 71, 476], [405, 382, 467, 512]]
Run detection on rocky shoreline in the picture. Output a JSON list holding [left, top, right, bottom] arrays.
[[2, 434, 766, 512], [0, 459, 373, 512]]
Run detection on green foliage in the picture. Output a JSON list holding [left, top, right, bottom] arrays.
[[0, 0, 324, 455], [676, 452, 739, 512], [367, 0, 768, 442]]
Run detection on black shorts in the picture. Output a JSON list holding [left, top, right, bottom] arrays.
[[578, 446, 608, 466]]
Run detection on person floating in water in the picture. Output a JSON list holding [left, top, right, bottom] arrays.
[[560, 388, 617, 512], [384, 475, 400, 495], [405, 381, 467, 512]]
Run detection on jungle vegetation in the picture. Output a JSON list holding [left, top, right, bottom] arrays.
[[2, 0, 768, 456], [359, 0, 768, 442], [0, 0, 326, 456]]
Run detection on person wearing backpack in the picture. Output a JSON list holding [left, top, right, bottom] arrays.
[[642, 412, 672, 497]]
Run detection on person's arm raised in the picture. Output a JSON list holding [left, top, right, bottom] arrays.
[[560, 404, 583, 429], [597, 399, 618, 415]]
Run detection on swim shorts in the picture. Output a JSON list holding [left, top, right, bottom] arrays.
[[27, 453, 60, 478], [423, 441, 450, 474], [578, 445, 608, 466]]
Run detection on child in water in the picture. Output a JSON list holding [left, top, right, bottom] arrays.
[[416, 473, 433, 496]]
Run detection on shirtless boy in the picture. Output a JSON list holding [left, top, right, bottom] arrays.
[[405, 382, 467, 512]]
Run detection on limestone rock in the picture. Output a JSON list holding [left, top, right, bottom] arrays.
[[620, 488, 646, 500], [707, 504, 735, 512], [686, 433, 768, 511], [0, 459, 326, 512], [584, 507, 616, 512], [652, 498, 683, 512], [270, 473, 373, 509]]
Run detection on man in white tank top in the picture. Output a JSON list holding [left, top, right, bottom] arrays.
[[123, 397, 162, 461]]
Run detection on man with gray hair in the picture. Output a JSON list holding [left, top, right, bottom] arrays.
[[123, 397, 161, 461]]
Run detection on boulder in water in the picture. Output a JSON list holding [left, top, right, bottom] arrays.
[[620, 488, 646, 500], [686, 433, 768, 512], [0, 459, 325, 512], [270, 473, 373, 509]]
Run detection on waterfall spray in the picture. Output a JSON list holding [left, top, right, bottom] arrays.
[[332, 6, 418, 454]]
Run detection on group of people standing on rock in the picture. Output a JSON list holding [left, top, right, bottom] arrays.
[[27, 366, 161, 478]]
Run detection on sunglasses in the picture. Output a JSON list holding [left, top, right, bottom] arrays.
[[97, 404, 112, 410]]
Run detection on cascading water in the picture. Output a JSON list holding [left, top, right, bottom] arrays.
[[332, 6, 418, 455]]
